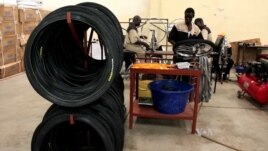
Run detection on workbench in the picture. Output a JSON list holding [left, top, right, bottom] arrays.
[[237, 44, 268, 64]]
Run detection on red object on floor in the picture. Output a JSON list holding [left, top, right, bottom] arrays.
[[237, 74, 268, 104]]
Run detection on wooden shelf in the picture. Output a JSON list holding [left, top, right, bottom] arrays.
[[133, 100, 194, 120]]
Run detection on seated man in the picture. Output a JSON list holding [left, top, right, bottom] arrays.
[[124, 15, 150, 58]]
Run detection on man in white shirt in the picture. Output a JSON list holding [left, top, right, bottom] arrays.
[[168, 7, 202, 62], [124, 15, 150, 58]]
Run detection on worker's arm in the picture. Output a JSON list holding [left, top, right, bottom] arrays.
[[201, 29, 209, 40], [168, 26, 177, 45], [135, 40, 150, 49], [128, 29, 149, 49]]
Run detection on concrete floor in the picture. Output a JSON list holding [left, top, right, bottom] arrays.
[[0, 72, 268, 151]]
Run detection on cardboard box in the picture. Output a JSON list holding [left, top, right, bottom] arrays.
[[0, 60, 21, 79], [36, 9, 50, 22], [19, 34, 29, 46], [21, 22, 37, 34], [0, 21, 20, 35], [20, 57, 24, 71], [0, 5, 18, 22], [17, 46, 24, 59], [0, 48, 17, 65], [17, 46, 25, 71], [19, 8, 39, 23], [0, 35, 18, 52]]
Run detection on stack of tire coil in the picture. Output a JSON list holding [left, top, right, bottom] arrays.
[[24, 2, 126, 151]]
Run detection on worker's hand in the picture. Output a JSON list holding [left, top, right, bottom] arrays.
[[140, 35, 148, 39], [168, 40, 176, 46], [140, 41, 150, 49], [144, 43, 150, 50]]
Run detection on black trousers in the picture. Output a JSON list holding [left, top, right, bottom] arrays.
[[123, 51, 136, 71]]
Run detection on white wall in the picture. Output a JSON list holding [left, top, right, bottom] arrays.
[[158, 0, 268, 44], [42, 0, 268, 44], [42, 0, 149, 20]]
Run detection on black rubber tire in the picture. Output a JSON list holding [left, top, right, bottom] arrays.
[[32, 99, 125, 151], [77, 2, 124, 44], [32, 109, 114, 151], [24, 5, 123, 107]]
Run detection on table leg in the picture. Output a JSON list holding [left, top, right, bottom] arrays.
[[192, 76, 200, 134], [129, 71, 134, 129]]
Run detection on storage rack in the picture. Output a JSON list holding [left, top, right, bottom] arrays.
[[128, 65, 201, 134]]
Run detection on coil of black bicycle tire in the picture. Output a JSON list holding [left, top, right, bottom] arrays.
[[24, 5, 123, 107], [77, 2, 124, 44], [31, 108, 117, 151], [32, 92, 125, 151]]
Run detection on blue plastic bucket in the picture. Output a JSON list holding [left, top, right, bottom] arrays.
[[236, 66, 245, 73], [149, 80, 194, 114]]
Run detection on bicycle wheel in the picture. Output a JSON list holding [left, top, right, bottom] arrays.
[[173, 39, 216, 59]]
